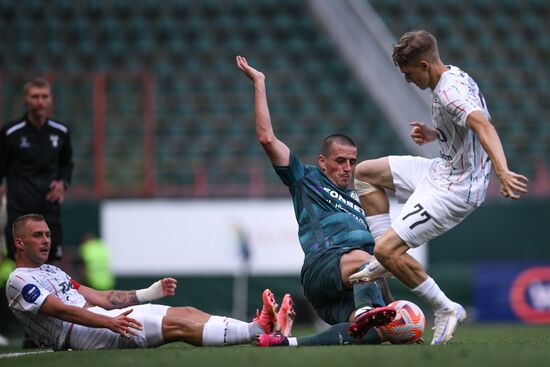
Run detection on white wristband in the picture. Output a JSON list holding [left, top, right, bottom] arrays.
[[136, 280, 164, 303]]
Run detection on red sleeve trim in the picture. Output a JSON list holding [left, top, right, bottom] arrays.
[[70, 279, 81, 289]]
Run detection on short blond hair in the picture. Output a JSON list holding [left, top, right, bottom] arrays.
[[12, 214, 45, 239], [392, 30, 439, 67], [23, 78, 51, 95]]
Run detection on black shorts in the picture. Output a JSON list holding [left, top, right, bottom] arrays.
[[301, 247, 364, 325]]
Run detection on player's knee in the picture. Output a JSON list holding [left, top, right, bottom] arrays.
[[354, 160, 375, 182], [355, 157, 392, 188], [180, 306, 201, 317], [355, 159, 389, 187], [342, 249, 370, 268]]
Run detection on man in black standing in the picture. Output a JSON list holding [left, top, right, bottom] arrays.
[[0, 78, 73, 264]]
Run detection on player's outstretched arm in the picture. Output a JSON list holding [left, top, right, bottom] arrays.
[[39, 295, 142, 338], [466, 111, 529, 199], [236, 55, 290, 166], [78, 278, 177, 310]]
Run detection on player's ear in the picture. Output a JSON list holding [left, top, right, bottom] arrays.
[[14, 237, 25, 251], [420, 60, 430, 71], [318, 155, 326, 171]]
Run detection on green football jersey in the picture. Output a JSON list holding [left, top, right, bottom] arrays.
[[274, 152, 375, 257]]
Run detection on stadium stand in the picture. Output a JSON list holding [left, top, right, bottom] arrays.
[[0, 0, 547, 197], [369, 0, 550, 181]]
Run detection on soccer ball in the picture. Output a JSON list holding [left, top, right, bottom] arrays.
[[379, 300, 426, 344]]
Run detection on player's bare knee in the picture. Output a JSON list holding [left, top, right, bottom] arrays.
[[356, 158, 391, 188], [180, 306, 202, 318], [354, 160, 375, 182], [341, 249, 370, 269], [168, 306, 202, 320]]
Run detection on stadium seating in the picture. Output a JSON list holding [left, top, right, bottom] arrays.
[[370, 0, 550, 180], [0, 0, 547, 197]]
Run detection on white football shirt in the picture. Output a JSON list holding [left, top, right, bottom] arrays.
[[429, 65, 492, 206], [6, 264, 87, 350]]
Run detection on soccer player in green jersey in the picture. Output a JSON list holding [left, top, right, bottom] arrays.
[[237, 56, 395, 346]]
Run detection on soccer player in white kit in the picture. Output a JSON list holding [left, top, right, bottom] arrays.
[[6, 214, 292, 350], [350, 30, 528, 345]]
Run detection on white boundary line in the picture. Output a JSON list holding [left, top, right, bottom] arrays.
[[0, 350, 54, 358]]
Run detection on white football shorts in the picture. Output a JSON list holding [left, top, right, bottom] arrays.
[[389, 155, 476, 248], [69, 303, 169, 350]]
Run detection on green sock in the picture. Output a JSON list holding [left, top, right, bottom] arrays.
[[353, 263, 386, 310], [296, 323, 382, 346]]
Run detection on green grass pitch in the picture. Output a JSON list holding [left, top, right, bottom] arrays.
[[1, 324, 549, 367]]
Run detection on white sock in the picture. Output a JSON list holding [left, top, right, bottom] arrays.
[[202, 320, 228, 346], [365, 213, 391, 241], [225, 323, 254, 345], [288, 337, 298, 346], [208, 315, 247, 325], [411, 277, 455, 313], [227, 317, 248, 325], [202, 320, 256, 346]]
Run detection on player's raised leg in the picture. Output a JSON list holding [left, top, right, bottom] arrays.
[[354, 157, 467, 344]]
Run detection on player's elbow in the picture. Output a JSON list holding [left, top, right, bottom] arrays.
[[467, 111, 493, 131], [257, 133, 277, 147]]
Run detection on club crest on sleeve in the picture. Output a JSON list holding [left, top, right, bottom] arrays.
[[22, 284, 41, 303]]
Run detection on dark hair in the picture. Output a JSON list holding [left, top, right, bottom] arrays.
[[23, 78, 51, 94], [321, 134, 356, 156], [12, 214, 46, 239], [392, 30, 439, 67]]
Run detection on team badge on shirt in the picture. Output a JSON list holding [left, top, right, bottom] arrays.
[[19, 136, 31, 148], [50, 134, 59, 148], [22, 284, 41, 303]]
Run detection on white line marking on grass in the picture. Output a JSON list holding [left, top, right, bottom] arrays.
[[0, 350, 54, 358]]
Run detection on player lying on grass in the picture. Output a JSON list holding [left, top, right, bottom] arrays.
[[236, 55, 395, 340], [5, 213, 295, 350]]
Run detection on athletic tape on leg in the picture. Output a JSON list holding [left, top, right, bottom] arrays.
[[354, 178, 377, 197]]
